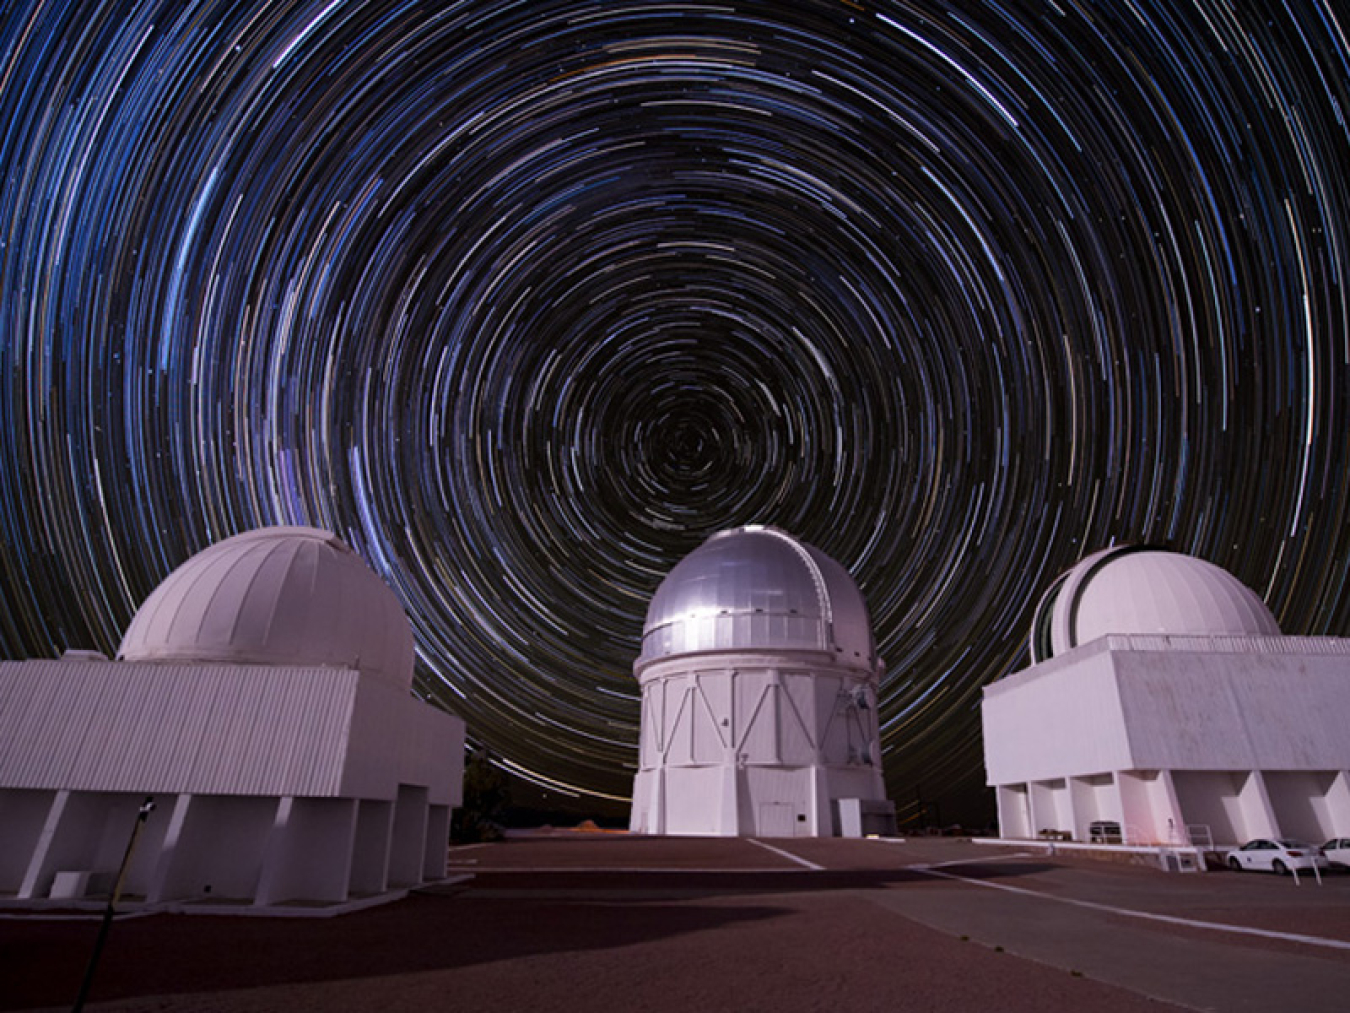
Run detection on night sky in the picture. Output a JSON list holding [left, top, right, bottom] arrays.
[[3, 0, 1349, 822]]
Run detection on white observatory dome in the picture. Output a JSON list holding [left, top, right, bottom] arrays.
[[638, 525, 875, 670], [118, 526, 415, 689], [1030, 546, 1280, 662]]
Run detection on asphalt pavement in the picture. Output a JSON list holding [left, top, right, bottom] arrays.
[[3, 833, 1348, 1012]]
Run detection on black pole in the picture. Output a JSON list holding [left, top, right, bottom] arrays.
[[72, 796, 155, 1013]]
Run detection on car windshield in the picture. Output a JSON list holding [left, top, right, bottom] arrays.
[[1276, 840, 1310, 848]]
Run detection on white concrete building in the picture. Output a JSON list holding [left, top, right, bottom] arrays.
[[0, 527, 465, 910], [630, 525, 894, 837], [983, 546, 1350, 849]]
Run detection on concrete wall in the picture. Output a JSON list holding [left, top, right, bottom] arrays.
[[984, 636, 1350, 846], [631, 650, 886, 836], [255, 797, 357, 905], [15, 791, 176, 900], [152, 794, 278, 901], [1114, 647, 1350, 771], [665, 766, 728, 835], [342, 679, 465, 806], [982, 642, 1131, 785], [349, 799, 393, 895]]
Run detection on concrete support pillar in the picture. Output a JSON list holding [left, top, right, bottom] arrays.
[[256, 797, 357, 906], [807, 764, 831, 837], [389, 785, 429, 887], [1116, 771, 1166, 844], [1156, 770, 1188, 845], [1059, 780, 1079, 840], [349, 799, 393, 896], [1239, 771, 1280, 840], [718, 762, 740, 836], [651, 767, 666, 835], [255, 797, 297, 906], [424, 805, 450, 880], [1328, 772, 1350, 834], [996, 785, 1031, 839], [147, 794, 194, 903], [1068, 777, 1095, 841], [18, 790, 70, 899]]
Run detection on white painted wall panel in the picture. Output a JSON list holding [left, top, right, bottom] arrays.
[[1113, 655, 1257, 770], [981, 645, 1131, 784], [632, 650, 888, 836], [665, 766, 725, 834], [699, 671, 733, 746], [691, 676, 728, 764], [640, 681, 665, 766], [984, 636, 1350, 794], [663, 684, 695, 765], [340, 677, 464, 804], [781, 673, 820, 750]]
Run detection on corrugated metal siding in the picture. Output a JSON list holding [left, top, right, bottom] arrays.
[[0, 660, 357, 795], [1104, 634, 1350, 655]]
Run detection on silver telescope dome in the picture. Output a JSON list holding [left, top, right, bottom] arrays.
[[638, 525, 876, 669]]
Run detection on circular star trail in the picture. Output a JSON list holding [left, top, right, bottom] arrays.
[[3, 1, 1349, 820]]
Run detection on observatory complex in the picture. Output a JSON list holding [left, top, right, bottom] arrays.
[[983, 546, 1350, 850], [630, 525, 894, 837], [0, 527, 464, 910]]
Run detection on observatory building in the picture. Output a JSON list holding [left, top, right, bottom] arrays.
[[0, 527, 464, 910], [983, 546, 1350, 850], [630, 525, 894, 837]]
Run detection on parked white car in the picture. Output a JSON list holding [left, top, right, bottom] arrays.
[[1321, 838, 1350, 869], [1224, 838, 1328, 875]]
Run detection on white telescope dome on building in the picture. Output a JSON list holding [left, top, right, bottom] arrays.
[[119, 526, 416, 688], [984, 545, 1350, 861], [0, 526, 464, 912], [630, 525, 894, 838], [1030, 545, 1281, 662]]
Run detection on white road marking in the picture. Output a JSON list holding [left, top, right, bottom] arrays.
[[749, 839, 825, 871], [912, 861, 1350, 951]]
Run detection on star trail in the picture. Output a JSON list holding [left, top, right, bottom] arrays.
[[2, 0, 1349, 821]]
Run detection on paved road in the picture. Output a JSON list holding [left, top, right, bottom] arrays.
[[4, 834, 1348, 1012], [863, 847, 1350, 1012]]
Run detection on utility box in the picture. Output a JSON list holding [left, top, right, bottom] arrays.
[[1158, 849, 1203, 873], [49, 871, 93, 899]]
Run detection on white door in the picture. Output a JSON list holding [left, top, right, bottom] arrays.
[[758, 803, 796, 837]]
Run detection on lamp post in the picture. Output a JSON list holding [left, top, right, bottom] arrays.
[[72, 796, 155, 1013]]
